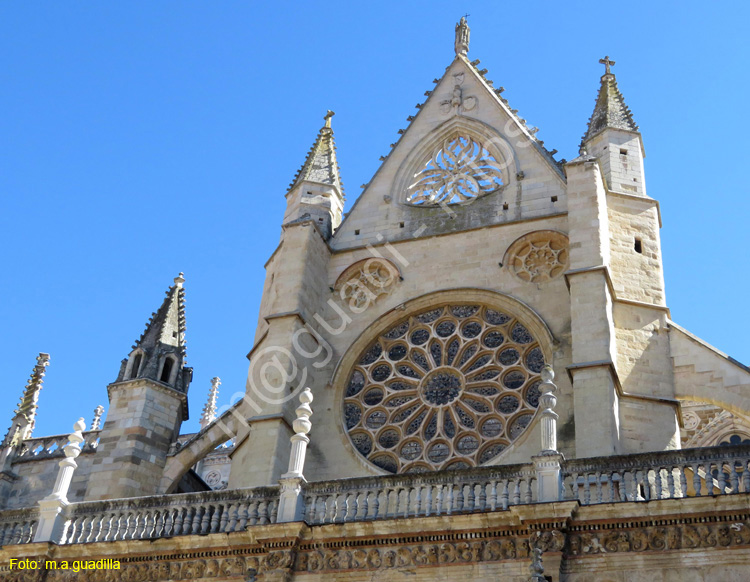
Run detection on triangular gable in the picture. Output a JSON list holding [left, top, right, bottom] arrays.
[[331, 55, 566, 249]]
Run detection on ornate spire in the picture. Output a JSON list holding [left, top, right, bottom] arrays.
[[199, 377, 221, 429], [133, 273, 187, 359], [2, 353, 50, 447], [288, 111, 344, 196], [116, 273, 192, 394], [581, 56, 639, 145], [454, 16, 470, 56]]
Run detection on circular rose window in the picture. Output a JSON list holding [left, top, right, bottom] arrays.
[[343, 304, 545, 473]]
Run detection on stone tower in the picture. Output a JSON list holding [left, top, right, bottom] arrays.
[[85, 274, 193, 500]]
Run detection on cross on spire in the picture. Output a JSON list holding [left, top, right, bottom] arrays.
[[324, 110, 335, 129], [599, 56, 616, 75]]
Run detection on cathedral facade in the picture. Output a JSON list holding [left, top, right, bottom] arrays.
[[1, 18, 750, 582]]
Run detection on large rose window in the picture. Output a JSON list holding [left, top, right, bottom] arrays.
[[343, 304, 546, 473]]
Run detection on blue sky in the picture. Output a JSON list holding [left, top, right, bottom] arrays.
[[1, 2, 748, 438]]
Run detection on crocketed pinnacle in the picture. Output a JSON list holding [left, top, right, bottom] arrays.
[[133, 273, 187, 359], [288, 110, 344, 196], [199, 377, 221, 430], [2, 353, 50, 446], [581, 56, 639, 145]]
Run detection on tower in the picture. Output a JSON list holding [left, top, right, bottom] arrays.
[[84, 274, 193, 500]]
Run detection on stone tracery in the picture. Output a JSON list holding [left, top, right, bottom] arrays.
[[405, 136, 504, 206], [343, 304, 545, 473]]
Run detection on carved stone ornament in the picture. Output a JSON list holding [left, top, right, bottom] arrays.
[[505, 231, 569, 283], [344, 304, 546, 473], [405, 135, 505, 206], [334, 258, 400, 311]]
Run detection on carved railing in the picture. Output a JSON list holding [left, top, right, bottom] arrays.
[[2, 445, 750, 545], [303, 463, 536, 525], [562, 444, 750, 504], [0, 507, 38, 545], [15, 430, 100, 461], [61, 486, 279, 544]]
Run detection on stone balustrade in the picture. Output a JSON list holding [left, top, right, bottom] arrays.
[[2, 444, 750, 545], [0, 508, 38, 545], [304, 463, 536, 524], [15, 431, 100, 461], [562, 443, 750, 504], [61, 486, 279, 544]]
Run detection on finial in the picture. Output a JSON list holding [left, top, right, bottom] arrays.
[[90, 405, 105, 431], [199, 377, 221, 429], [599, 55, 616, 76], [454, 16, 470, 56], [324, 110, 335, 128], [174, 272, 185, 288], [528, 546, 545, 581]]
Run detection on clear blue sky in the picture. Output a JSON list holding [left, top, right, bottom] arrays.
[[1, 2, 748, 438]]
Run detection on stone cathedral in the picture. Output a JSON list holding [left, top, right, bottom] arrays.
[[2, 18, 750, 582]]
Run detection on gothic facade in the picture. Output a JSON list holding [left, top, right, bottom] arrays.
[[2, 18, 750, 582]]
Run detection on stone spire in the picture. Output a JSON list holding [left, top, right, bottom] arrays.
[[199, 377, 221, 429], [115, 273, 192, 394], [454, 16, 470, 56], [288, 110, 344, 196], [2, 353, 50, 447], [581, 56, 639, 145]]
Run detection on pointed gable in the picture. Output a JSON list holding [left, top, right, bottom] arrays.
[[331, 20, 566, 250]]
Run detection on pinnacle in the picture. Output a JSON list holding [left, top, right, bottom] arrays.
[[133, 276, 187, 359], [581, 57, 639, 145], [288, 111, 345, 197]]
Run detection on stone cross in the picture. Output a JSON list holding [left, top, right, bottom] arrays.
[[34, 418, 86, 543], [600, 55, 616, 75]]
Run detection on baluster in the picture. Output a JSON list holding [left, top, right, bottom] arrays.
[[20, 521, 32, 544], [425, 485, 433, 516], [371, 491, 380, 520], [729, 461, 740, 494], [582, 473, 591, 505], [435, 485, 443, 516], [512, 479, 521, 505], [198, 504, 210, 533], [305, 496, 316, 523], [237, 502, 249, 530], [359, 491, 368, 520], [328, 496, 339, 523], [667, 467, 676, 499], [594, 471, 602, 503], [0, 523, 8, 545], [163, 508, 174, 536], [489, 480, 498, 510], [9, 523, 21, 545], [245, 500, 257, 526], [446, 484, 454, 514], [316, 496, 327, 523], [742, 459, 750, 493], [269, 499, 278, 523], [525, 479, 533, 504], [144, 511, 154, 539], [570, 472, 580, 502], [215, 503, 227, 532], [500, 480, 509, 510], [466, 483, 475, 511], [188, 506, 201, 534], [717, 462, 727, 495], [679, 466, 688, 498], [606, 472, 615, 502], [210, 504, 221, 533], [343, 493, 353, 522], [401, 488, 410, 518], [173, 507, 185, 535], [87, 514, 103, 542], [258, 500, 269, 525], [477, 481, 487, 510], [654, 467, 663, 499], [456, 484, 464, 512], [691, 463, 702, 496]]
